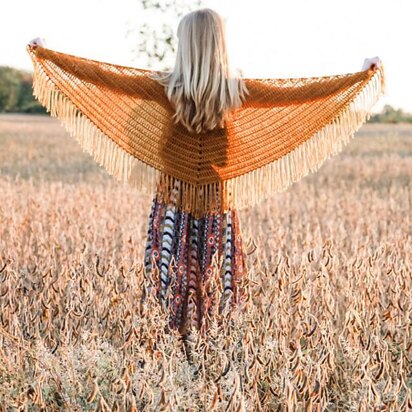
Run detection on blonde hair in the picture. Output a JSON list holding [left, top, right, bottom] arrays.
[[154, 8, 248, 134]]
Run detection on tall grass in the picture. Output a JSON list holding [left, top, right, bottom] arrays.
[[0, 114, 411, 410]]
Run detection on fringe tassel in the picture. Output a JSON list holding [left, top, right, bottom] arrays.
[[32, 60, 160, 197], [31, 60, 383, 219]]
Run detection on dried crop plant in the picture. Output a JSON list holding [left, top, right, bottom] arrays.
[[0, 115, 411, 410]]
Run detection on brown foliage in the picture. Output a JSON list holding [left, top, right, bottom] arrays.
[[0, 115, 411, 410]]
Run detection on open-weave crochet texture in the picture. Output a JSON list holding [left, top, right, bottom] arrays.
[[27, 45, 384, 217]]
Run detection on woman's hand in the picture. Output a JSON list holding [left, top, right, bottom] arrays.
[[362, 56, 382, 71], [28, 37, 47, 49]]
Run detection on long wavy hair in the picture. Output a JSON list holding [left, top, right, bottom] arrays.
[[154, 8, 248, 134]]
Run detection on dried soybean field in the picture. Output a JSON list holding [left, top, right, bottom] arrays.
[[0, 114, 411, 411]]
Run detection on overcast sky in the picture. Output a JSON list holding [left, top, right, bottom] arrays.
[[3, 0, 410, 112]]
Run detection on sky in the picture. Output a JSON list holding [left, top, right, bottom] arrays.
[[3, 0, 411, 113]]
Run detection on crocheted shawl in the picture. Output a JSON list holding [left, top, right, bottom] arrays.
[[27, 45, 384, 218]]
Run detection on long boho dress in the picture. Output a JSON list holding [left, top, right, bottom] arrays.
[[143, 179, 247, 335]]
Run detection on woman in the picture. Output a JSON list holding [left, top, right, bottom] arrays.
[[28, 8, 383, 337], [140, 9, 250, 336]]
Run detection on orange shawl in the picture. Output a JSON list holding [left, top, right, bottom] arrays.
[[27, 45, 384, 217]]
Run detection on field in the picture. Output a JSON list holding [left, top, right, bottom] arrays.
[[0, 114, 411, 411]]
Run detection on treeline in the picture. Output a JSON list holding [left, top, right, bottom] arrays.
[[1, 66, 412, 123], [0, 66, 46, 114], [369, 105, 412, 124]]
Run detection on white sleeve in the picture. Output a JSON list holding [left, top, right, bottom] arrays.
[[28, 37, 47, 47]]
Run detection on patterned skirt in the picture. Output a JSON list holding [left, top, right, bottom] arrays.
[[143, 186, 247, 335]]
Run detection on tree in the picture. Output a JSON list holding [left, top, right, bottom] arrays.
[[127, 0, 203, 70], [0, 67, 46, 113], [0, 67, 21, 112]]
